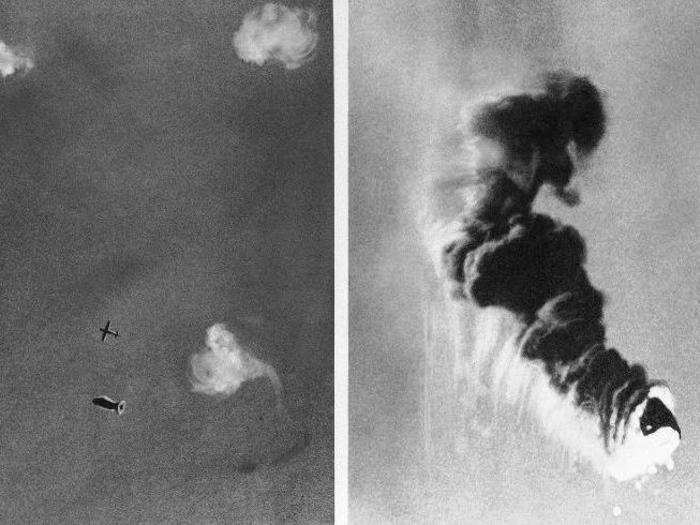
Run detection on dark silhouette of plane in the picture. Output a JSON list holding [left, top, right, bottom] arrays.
[[92, 396, 126, 415], [99, 320, 119, 342]]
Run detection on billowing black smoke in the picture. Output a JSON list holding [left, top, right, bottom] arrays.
[[440, 71, 680, 461], [469, 70, 606, 206]]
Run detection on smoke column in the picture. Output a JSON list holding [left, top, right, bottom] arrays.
[[426, 71, 681, 482]]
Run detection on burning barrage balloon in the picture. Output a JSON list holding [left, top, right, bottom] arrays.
[[92, 396, 126, 416], [426, 71, 680, 482]]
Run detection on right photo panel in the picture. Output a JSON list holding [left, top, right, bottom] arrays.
[[349, 1, 698, 523]]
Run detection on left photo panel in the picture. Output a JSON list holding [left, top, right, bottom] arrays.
[[0, 2, 333, 522]]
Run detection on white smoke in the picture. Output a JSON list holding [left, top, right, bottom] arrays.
[[190, 323, 282, 405], [464, 307, 679, 482], [0, 41, 33, 78], [233, 3, 318, 70]]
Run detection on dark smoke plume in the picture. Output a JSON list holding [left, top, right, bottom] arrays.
[[435, 71, 680, 481], [469, 70, 606, 206], [441, 72, 607, 297]]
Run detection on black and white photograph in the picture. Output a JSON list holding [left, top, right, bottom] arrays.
[[350, 1, 697, 523], [1, 1, 333, 522], [1, 1, 698, 523]]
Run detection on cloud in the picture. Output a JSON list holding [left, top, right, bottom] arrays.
[[0, 41, 34, 78], [189, 323, 282, 402], [233, 3, 318, 70]]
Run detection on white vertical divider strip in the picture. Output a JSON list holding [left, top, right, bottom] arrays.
[[333, 1, 349, 523]]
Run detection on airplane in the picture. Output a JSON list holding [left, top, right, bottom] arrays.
[[99, 320, 119, 342], [92, 396, 126, 415]]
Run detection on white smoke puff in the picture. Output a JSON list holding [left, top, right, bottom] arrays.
[[0, 41, 33, 78], [233, 3, 318, 70], [190, 323, 283, 407]]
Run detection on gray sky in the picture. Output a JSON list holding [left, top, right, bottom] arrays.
[[350, 0, 698, 522], [0, 1, 333, 522]]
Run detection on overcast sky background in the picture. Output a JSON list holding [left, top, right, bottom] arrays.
[[0, 1, 332, 522], [350, 1, 698, 523]]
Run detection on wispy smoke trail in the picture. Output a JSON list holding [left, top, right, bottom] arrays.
[[0, 41, 34, 78], [233, 3, 318, 70], [428, 71, 680, 482], [190, 324, 282, 407], [189, 324, 311, 469]]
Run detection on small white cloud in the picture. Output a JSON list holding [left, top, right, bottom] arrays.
[[233, 3, 318, 70], [0, 41, 33, 78], [190, 323, 283, 403]]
